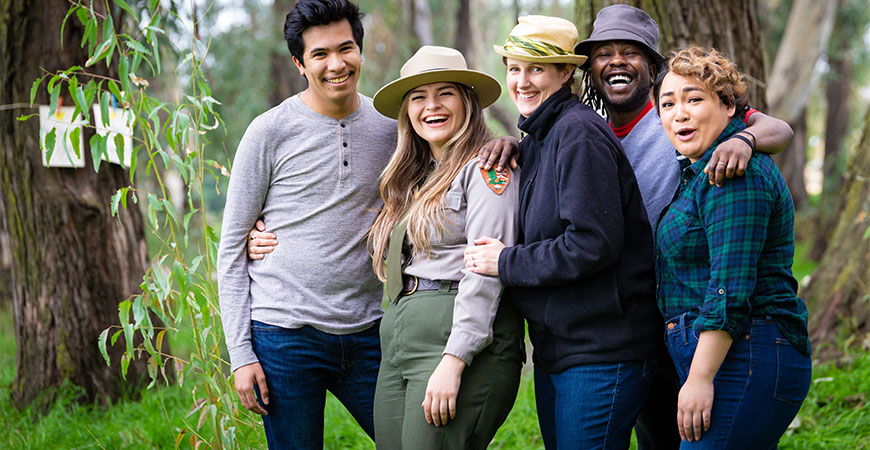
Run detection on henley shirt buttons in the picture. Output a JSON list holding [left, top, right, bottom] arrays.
[[343, 142, 348, 147], [340, 123, 345, 128], [344, 161, 348, 166]]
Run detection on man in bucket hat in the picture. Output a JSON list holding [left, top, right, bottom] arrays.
[[575, 4, 794, 450]]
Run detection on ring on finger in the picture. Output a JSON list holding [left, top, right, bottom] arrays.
[[249, 232, 256, 240], [717, 161, 727, 166]]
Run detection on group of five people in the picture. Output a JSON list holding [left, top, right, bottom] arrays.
[[218, 1, 812, 448]]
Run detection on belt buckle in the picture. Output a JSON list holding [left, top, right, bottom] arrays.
[[405, 275, 418, 296]]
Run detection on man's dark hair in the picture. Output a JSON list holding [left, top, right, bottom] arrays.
[[284, 0, 364, 66]]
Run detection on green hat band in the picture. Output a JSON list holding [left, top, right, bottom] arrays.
[[504, 35, 572, 57]]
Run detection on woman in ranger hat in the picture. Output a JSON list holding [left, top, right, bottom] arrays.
[[367, 45, 524, 450], [465, 16, 662, 449]]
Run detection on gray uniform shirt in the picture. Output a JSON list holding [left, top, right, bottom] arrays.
[[218, 94, 397, 371], [404, 160, 520, 365]]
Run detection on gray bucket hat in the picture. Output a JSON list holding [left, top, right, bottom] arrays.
[[574, 4, 665, 66]]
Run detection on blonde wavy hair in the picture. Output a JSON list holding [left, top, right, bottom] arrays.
[[367, 83, 491, 282], [653, 45, 748, 117]]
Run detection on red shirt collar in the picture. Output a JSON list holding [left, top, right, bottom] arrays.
[[610, 101, 654, 138]]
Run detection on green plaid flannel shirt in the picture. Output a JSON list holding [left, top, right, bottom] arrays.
[[655, 118, 811, 355]]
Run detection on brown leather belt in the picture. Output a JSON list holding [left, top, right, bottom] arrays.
[[401, 275, 460, 295]]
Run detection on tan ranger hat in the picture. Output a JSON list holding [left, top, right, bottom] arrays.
[[373, 46, 501, 119]]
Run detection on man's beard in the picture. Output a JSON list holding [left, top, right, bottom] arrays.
[[602, 85, 651, 115]]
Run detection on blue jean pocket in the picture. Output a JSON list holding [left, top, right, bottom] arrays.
[[665, 318, 697, 383], [774, 338, 811, 407]]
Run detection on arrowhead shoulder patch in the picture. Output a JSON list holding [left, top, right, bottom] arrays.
[[480, 167, 510, 195]]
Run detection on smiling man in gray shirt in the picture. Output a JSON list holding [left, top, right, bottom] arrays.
[[216, 1, 396, 448]]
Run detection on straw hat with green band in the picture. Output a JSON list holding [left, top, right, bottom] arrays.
[[373, 46, 502, 119], [493, 15, 587, 66]]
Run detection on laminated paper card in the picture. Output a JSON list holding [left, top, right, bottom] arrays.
[[39, 105, 85, 168]]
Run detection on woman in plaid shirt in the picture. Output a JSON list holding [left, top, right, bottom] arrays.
[[652, 46, 812, 449]]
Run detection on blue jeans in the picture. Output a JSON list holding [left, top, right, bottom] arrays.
[[665, 313, 812, 449], [535, 358, 655, 449], [250, 321, 381, 450]]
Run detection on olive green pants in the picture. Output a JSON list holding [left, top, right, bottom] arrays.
[[373, 286, 524, 450]]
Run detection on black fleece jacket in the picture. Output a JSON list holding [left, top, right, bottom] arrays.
[[498, 87, 662, 374]]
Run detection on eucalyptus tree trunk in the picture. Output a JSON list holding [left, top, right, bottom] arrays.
[[766, 0, 837, 205], [0, 0, 149, 409], [811, 7, 858, 260], [802, 110, 870, 359]]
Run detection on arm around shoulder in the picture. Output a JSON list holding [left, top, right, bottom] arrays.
[[745, 111, 793, 155]]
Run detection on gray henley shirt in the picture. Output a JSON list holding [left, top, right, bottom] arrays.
[[217, 93, 397, 371]]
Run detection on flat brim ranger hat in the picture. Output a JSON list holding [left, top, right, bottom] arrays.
[[374, 45, 502, 119]]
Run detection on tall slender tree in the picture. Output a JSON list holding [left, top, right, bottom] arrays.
[[811, 0, 869, 259], [766, 0, 838, 208], [802, 110, 870, 358], [0, 0, 150, 408]]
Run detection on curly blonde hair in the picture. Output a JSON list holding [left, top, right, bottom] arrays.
[[653, 45, 748, 117]]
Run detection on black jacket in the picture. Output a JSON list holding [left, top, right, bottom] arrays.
[[498, 87, 662, 373]]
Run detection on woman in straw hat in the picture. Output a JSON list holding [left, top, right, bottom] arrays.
[[465, 16, 662, 449], [367, 45, 524, 449]]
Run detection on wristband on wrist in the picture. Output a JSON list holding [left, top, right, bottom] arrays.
[[742, 130, 756, 148], [730, 133, 755, 152]]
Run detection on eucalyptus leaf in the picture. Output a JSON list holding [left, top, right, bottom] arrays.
[[43, 128, 57, 164], [30, 77, 42, 105]]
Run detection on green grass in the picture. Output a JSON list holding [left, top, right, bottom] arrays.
[[780, 352, 870, 449], [2, 250, 868, 449]]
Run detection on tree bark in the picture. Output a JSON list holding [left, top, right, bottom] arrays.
[[774, 107, 809, 209], [0, 0, 150, 408], [574, 1, 766, 108], [643, 0, 768, 110], [0, 199, 10, 307], [802, 110, 870, 359], [268, 0, 307, 108]]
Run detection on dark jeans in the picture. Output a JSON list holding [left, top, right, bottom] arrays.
[[665, 313, 812, 449], [634, 354, 682, 450], [535, 358, 656, 450], [250, 320, 381, 450]]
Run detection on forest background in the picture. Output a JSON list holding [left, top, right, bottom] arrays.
[[1, 0, 869, 448]]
